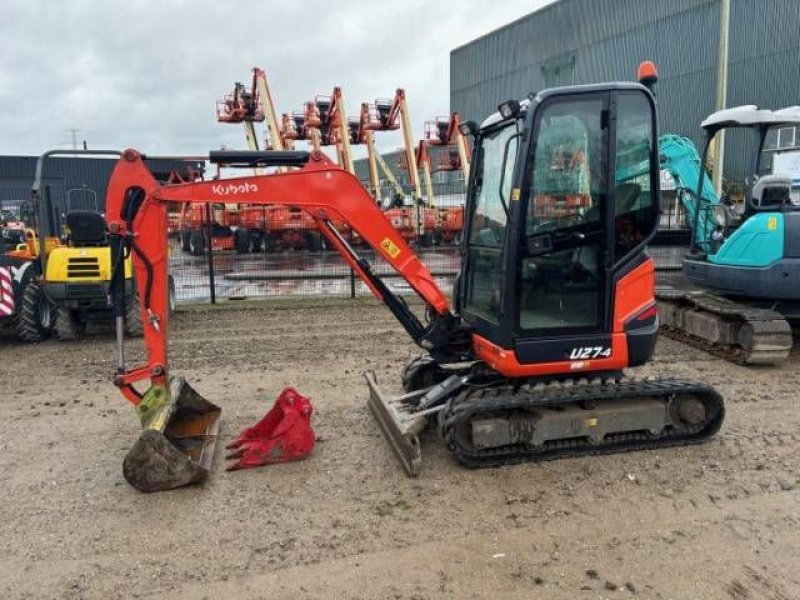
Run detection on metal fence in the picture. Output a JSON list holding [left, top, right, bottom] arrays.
[[167, 205, 689, 304], [1, 187, 691, 304], [167, 227, 461, 304]]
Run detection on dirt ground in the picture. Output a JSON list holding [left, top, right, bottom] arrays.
[[1, 298, 798, 600]]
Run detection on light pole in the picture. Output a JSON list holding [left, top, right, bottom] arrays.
[[712, 0, 731, 195]]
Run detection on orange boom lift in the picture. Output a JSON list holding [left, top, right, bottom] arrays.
[[420, 113, 472, 244]]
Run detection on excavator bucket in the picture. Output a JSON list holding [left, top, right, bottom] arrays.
[[123, 377, 221, 493], [225, 387, 315, 470]]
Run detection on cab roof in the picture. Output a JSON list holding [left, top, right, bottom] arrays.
[[702, 105, 800, 131]]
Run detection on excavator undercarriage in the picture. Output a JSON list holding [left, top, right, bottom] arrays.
[[368, 363, 724, 476], [657, 287, 793, 364]]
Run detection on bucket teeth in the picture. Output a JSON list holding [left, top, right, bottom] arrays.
[[123, 377, 221, 493]]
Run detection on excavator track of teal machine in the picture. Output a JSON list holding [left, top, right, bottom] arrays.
[[656, 287, 792, 365]]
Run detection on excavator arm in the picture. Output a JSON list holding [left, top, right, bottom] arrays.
[[614, 134, 718, 244], [106, 149, 465, 406], [658, 135, 719, 246]]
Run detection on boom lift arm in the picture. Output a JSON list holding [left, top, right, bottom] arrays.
[[216, 80, 264, 153], [326, 87, 354, 174], [363, 90, 425, 207], [252, 67, 285, 152], [375, 151, 407, 200], [424, 113, 472, 182]]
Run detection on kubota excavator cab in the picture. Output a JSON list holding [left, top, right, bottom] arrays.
[[454, 85, 661, 367]]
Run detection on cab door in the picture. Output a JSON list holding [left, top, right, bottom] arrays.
[[513, 88, 659, 364], [517, 94, 610, 338]]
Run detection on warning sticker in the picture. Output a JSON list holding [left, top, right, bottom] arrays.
[[380, 237, 401, 259], [511, 188, 521, 201], [768, 217, 778, 231]]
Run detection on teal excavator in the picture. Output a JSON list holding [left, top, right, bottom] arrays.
[[655, 105, 800, 364]]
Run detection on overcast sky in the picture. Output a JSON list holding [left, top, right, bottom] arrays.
[[1, 1, 555, 161]]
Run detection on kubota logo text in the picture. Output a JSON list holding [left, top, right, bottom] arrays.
[[211, 182, 259, 196]]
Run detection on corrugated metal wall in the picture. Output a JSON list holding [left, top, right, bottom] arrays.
[[450, 0, 800, 182], [0, 156, 204, 215]]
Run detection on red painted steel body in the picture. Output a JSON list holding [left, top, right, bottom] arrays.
[[472, 259, 656, 376]]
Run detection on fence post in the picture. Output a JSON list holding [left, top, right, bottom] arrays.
[[205, 204, 216, 304], [349, 268, 356, 298]]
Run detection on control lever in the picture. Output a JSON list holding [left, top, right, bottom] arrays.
[[569, 232, 586, 274]]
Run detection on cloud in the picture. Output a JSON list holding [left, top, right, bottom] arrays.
[[0, 0, 554, 159]]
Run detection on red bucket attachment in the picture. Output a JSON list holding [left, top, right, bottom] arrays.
[[226, 387, 315, 470]]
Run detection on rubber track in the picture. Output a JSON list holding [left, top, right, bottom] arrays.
[[440, 377, 724, 468], [656, 289, 792, 365]]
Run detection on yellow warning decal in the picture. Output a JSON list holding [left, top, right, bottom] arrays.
[[511, 188, 521, 201], [768, 217, 778, 231], [586, 418, 598, 428], [380, 237, 401, 259]]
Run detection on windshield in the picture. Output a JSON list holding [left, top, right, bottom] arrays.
[[526, 99, 605, 236], [468, 122, 519, 247]]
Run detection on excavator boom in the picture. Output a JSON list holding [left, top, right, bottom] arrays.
[[107, 149, 455, 391]]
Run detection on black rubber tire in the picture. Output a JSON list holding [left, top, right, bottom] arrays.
[[168, 275, 177, 314], [14, 280, 53, 342], [234, 229, 250, 254], [125, 294, 144, 337], [181, 229, 191, 252], [55, 306, 85, 341], [189, 230, 205, 256], [419, 231, 435, 248]]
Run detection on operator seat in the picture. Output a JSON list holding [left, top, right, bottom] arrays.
[[65, 210, 108, 247], [752, 174, 793, 212]]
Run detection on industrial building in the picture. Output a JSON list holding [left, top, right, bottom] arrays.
[[450, 0, 800, 184], [0, 156, 204, 219], [355, 0, 800, 196]]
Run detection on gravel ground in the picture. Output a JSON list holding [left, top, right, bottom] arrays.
[[0, 298, 798, 599]]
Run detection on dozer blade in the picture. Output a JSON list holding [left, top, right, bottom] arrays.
[[123, 377, 221, 493], [365, 371, 427, 477]]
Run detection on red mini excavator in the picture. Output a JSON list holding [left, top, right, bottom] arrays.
[[105, 64, 724, 491]]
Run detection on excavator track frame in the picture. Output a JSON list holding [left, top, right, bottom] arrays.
[[367, 371, 724, 475], [440, 377, 724, 468], [656, 287, 792, 365]]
